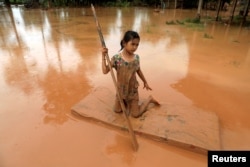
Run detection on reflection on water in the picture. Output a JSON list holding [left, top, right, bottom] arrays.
[[0, 7, 93, 124], [0, 6, 250, 167], [132, 8, 149, 32], [104, 133, 136, 166]]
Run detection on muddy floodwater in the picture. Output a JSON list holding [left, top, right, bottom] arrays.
[[0, 6, 250, 167]]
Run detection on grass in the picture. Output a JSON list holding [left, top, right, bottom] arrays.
[[203, 33, 213, 39], [166, 17, 205, 30]]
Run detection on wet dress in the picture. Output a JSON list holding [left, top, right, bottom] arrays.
[[111, 53, 140, 114]]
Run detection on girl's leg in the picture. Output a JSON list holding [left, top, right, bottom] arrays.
[[130, 95, 160, 118], [113, 97, 122, 113], [139, 95, 160, 114], [129, 99, 140, 118]]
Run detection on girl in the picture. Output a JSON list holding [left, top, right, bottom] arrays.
[[101, 30, 159, 118]]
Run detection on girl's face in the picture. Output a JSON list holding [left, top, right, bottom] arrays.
[[124, 38, 140, 54]]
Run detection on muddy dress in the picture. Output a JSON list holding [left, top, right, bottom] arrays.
[[111, 53, 140, 115]]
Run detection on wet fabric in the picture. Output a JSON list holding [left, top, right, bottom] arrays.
[[111, 53, 140, 101]]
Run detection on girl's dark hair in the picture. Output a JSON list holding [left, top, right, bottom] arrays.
[[120, 30, 140, 51]]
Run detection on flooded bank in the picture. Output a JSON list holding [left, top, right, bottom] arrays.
[[0, 6, 250, 167]]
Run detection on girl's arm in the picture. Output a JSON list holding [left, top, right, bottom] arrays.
[[137, 68, 152, 90], [101, 47, 110, 74]]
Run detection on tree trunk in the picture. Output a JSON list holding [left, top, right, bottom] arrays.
[[230, 0, 238, 23], [242, 0, 250, 24], [215, 0, 222, 21], [243, 0, 249, 17], [197, 0, 203, 19]]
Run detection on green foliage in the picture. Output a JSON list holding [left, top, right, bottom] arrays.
[[132, 0, 146, 6], [165, 19, 185, 25], [203, 33, 213, 39], [185, 17, 201, 24], [217, 16, 222, 21], [166, 17, 206, 31], [6, 0, 213, 8], [182, 18, 204, 30], [176, 19, 185, 25], [105, 0, 130, 7], [165, 20, 176, 25], [9, 0, 24, 3], [166, 17, 204, 26], [232, 15, 245, 24]]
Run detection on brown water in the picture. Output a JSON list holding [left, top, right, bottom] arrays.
[[0, 6, 250, 167]]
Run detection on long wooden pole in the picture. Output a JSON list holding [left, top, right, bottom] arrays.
[[91, 4, 138, 151]]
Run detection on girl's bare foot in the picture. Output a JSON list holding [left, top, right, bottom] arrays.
[[149, 95, 160, 106]]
